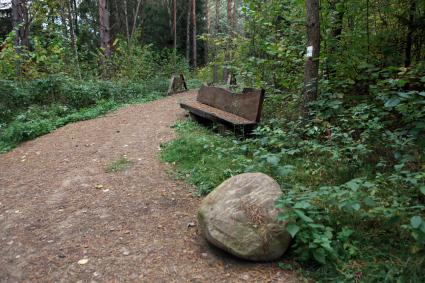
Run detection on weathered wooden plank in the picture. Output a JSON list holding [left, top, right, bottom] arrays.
[[196, 86, 265, 122], [180, 102, 256, 126]]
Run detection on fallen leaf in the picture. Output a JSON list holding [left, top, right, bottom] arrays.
[[78, 258, 89, 265]]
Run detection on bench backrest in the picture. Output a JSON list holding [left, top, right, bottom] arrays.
[[196, 85, 265, 122]]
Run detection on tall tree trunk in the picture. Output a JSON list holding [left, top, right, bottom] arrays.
[[215, 0, 220, 33], [192, 0, 197, 69], [67, 0, 81, 78], [11, 0, 27, 75], [232, 0, 237, 31], [99, 0, 111, 58], [12, 0, 27, 48], [186, 0, 191, 63], [123, 0, 130, 41], [72, 0, 79, 35], [59, 4, 69, 39], [302, 0, 320, 118], [173, 0, 177, 51], [223, 0, 233, 82], [227, 0, 232, 33], [327, 0, 344, 75], [131, 0, 143, 40], [205, 0, 210, 63], [405, 0, 416, 67]]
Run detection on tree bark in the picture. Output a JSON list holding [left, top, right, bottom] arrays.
[[67, 0, 81, 78], [11, 0, 27, 48], [302, 0, 320, 118], [192, 0, 197, 69], [215, 0, 220, 33], [227, 0, 232, 33], [123, 0, 130, 41], [99, 0, 111, 58], [59, 4, 69, 39], [223, 0, 233, 82], [205, 0, 210, 62], [405, 0, 416, 67], [173, 0, 177, 51], [327, 0, 344, 76], [232, 0, 237, 31], [186, 0, 191, 63], [72, 0, 79, 35], [131, 0, 143, 40], [12, 0, 23, 75]]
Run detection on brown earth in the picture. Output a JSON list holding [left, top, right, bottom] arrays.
[[0, 91, 299, 282]]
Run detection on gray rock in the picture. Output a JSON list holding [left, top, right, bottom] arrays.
[[198, 173, 291, 261]]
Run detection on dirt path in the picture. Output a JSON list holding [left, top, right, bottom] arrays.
[[0, 91, 297, 283]]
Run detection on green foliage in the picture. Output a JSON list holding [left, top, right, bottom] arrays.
[[107, 41, 190, 81], [161, 121, 249, 195], [162, 63, 425, 281], [0, 75, 167, 152]]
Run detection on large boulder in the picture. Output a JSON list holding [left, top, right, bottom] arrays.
[[198, 173, 291, 261]]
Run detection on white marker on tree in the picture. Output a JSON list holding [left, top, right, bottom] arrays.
[[306, 46, 314, 57]]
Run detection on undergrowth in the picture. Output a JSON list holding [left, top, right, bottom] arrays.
[[161, 64, 425, 282], [0, 74, 202, 152]]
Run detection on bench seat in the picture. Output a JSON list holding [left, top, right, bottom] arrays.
[[180, 86, 264, 134], [180, 101, 256, 126]]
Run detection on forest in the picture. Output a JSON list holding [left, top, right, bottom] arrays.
[[0, 0, 425, 282]]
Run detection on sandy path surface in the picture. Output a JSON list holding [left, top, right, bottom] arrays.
[[0, 91, 297, 282]]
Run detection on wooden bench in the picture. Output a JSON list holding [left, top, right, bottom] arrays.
[[180, 85, 265, 134]]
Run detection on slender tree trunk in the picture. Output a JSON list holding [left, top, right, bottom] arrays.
[[72, 0, 79, 35], [302, 0, 320, 118], [328, 0, 344, 76], [11, 0, 27, 75], [227, 0, 232, 33], [192, 0, 197, 69], [59, 4, 69, 39], [205, 0, 210, 62], [366, 0, 369, 60], [223, 0, 233, 82], [12, 0, 26, 48], [405, 0, 416, 67], [232, 0, 237, 31], [131, 0, 143, 39], [123, 0, 130, 41], [99, 0, 111, 58], [215, 0, 220, 33], [186, 0, 191, 63], [67, 0, 81, 78], [173, 0, 177, 51]]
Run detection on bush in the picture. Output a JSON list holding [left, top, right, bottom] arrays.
[[0, 74, 169, 152]]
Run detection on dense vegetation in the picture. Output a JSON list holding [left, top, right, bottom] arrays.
[[1, 0, 425, 282], [164, 0, 425, 281]]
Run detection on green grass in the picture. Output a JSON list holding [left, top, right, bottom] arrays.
[[161, 121, 249, 195], [105, 156, 134, 173]]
